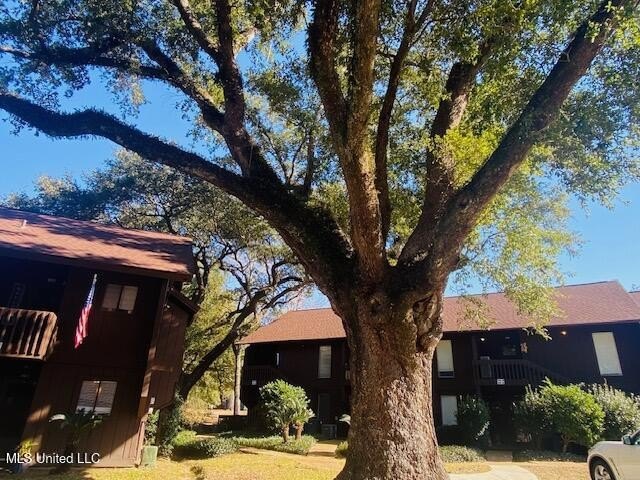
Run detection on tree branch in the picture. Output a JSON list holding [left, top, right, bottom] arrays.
[[374, 0, 434, 239], [170, 0, 220, 62], [213, 0, 246, 132], [308, 0, 347, 146], [0, 42, 227, 131], [399, 0, 632, 284], [137, 41, 225, 131], [0, 94, 354, 297], [310, 0, 388, 282], [399, 41, 494, 263]]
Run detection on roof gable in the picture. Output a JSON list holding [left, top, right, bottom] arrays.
[[0, 207, 194, 280], [239, 281, 640, 344]]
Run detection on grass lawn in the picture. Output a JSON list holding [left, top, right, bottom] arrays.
[[0, 442, 493, 479], [2, 440, 590, 479], [520, 461, 590, 480]]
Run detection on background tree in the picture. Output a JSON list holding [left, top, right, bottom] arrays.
[[1, 0, 639, 478]]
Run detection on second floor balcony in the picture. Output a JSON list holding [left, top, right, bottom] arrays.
[[241, 365, 289, 388], [0, 306, 58, 360], [472, 358, 569, 387]]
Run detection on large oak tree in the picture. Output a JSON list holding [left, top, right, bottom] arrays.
[[1, 0, 639, 478]]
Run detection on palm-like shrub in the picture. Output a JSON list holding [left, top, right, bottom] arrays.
[[589, 383, 640, 440], [49, 411, 103, 472], [260, 380, 314, 442]]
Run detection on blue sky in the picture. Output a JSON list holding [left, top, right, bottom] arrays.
[[1, 80, 639, 308]]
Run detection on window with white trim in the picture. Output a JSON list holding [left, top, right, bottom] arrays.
[[592, 332, 622, 376], [76, 380, 118, 415], [436, 340, 455, 378], [102, 284, 138, 313], [441, 395, 458, 426], [318, 345, 332, 379]]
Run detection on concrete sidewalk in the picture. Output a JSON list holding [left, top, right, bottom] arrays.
[[450, 464, 538, 480]]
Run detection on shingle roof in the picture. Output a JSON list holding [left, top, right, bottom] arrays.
[[0, 207, 194, 280], [239, 281, 640, 344], [630, 291, 640, 307]]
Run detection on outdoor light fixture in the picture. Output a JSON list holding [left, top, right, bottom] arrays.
[[480, 337, 486, 342], [560, 330, 568, 336]]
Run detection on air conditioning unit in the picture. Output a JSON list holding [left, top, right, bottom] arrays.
[[321, 424, 337, 439]]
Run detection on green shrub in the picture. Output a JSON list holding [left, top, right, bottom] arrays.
[[439, 445, 486, 463], [172, 429, 198, 447], [174, 437, 237, 459], [514, 386, 552, 449], [540, 381, 604, 452], [456, 396, 490, 447], [589, 384, 640, 440], [515, 381, 606, 451], [332, 442, 485, 463], [260, 380, 314, 442], [157, 395, 185, 457], [232, 435, 316, 455], [181, 396, 211, 429], [335, 441, 348, 458], [144, 410, 158, 446], [514, 450, 586, 462]]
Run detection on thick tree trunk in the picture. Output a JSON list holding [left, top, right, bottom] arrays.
[[337, 304, 447, 480], [295, 423, 303, 440]]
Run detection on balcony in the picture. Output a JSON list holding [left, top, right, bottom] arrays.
[[0, 307, 58, 359], [472, 358, 569, 387], [242, 365, 287, 387]]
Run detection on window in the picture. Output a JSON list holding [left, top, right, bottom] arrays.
[[441, 395, 458, 426], [592, 332, 622, 376], [275, 352, 280, 366], [318, 345, 332, 379], [102, 284, 138, 313], [436, 340, 454, 378], [76, 380, 118, 415]]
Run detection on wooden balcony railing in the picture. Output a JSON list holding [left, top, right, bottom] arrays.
[[241, 365, 287, 387], [0, 307, 58, 359], [472, 358, 569, 387]]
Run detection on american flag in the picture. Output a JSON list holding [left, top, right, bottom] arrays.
[[74, 274, 97, 349]]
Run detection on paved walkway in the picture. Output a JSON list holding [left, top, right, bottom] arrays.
[[450, 464, 538, 480]]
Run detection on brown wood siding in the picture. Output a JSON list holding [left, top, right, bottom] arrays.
[[48, 269, 162, 368], [21, 363, 144, 466], [525, 323, 640, 393], [17, 264, 166, 467], [243, 321, 640, 432], [146, 295, 189, 410], [0, 257, 68, 312]]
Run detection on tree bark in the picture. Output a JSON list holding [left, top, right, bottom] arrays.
[[282, 425, 290, 443], [338, 303, 447, 480], [295, 423, 303, 441]]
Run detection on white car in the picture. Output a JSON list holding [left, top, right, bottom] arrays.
[[589, 430, 640, 480]]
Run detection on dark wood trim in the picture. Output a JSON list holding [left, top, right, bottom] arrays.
[[0, 246, 192, 282], [138, 279, 170, 419]]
